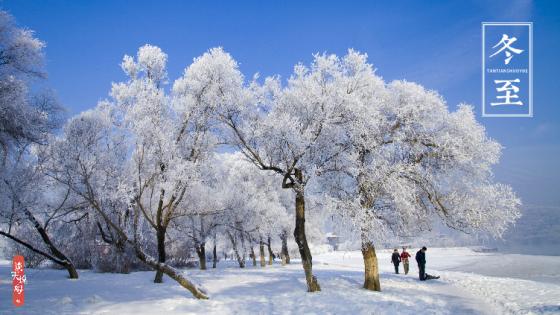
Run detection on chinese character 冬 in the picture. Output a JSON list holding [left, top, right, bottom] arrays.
[[490, 34, 524, 65], [490, 79, 523, 106]]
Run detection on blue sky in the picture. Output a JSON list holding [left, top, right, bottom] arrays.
[[3, 0, 559, 247]]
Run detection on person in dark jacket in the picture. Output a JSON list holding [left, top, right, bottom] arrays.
[[391, 248, 401, 274], [415, 246, 440, 281], [415, 247, 427, 280]]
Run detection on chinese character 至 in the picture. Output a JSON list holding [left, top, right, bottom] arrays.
[[490, 79, 523, 106]]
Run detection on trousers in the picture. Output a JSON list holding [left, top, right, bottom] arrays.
[[418, 264, 426, 280]]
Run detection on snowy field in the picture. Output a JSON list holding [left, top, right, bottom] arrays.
[[0, 247, 559, 315]]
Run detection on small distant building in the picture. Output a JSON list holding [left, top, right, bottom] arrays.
[[325, 233, 340, 251]]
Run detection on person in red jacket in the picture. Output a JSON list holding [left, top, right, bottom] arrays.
[[400, 247, 412, 275]]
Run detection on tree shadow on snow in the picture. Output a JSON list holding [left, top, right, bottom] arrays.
[[211, 266, 485, 314]]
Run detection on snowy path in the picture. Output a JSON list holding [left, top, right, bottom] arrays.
[[316, 248, 560, 315], [443, 271, 560, 315], [0, 248, 558, 314], [314, 252, 497, 315]]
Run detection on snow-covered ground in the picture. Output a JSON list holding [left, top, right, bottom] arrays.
[[0, 247, 558, 314]]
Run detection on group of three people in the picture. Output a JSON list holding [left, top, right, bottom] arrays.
[[391, 246, 439, 280]]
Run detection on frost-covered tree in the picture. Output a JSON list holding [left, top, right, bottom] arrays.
[[321, 54, 521, 291], [0, 10, 71, 277], [42, 43, 221, 298], [0, 10, 60, 163], [175, 175, 223, 270], [42, 103, 208, 299], [246, 164, 291, 267], [193, 49, 376, 291], [1, 155, 81, 279], [213, 153, 291, 268], [214, 153, 261, 268], [110, 44, 219, 283]]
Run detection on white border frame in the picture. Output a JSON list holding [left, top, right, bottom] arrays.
[[482, 22, 533, 118]]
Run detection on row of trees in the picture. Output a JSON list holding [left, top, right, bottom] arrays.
[[0, 10, 521, 300]]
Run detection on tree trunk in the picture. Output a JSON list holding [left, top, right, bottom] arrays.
[[79, 188, 207, 299], [196, 243, 207, 270], [63, 260, 79, 279], [114, 240, 131, 274], [227, 231, 245, 268], [154, 226, 166, 283], [357, 166, 381, 292], [23, 209, 79, 279], [259, 238, 266, 267], [280, 230, 290, 265], [267, 236, 274, 265], [133, 245, 208, 299], [153, 189, 167, 283], [250, 245, 257, 266], [240, 229, 248, 266], [212, 242, 217, 269], [361, 240, 381, 291], [293, 169, 320, 292], [0, 230, 78, 279]]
